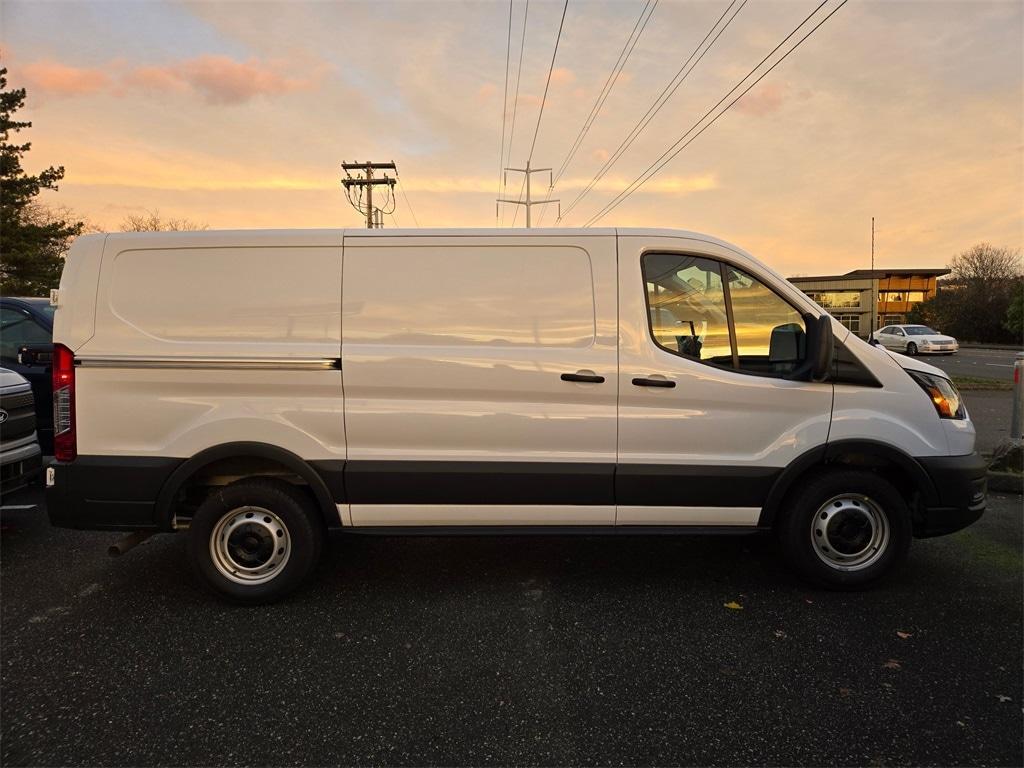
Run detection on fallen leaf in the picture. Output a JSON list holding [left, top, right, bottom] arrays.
[[804, 598, 814, 604], [883, 659, 902, 670], [956, 721, 966, 727], [896, 631, 913, 639], [996, 694, 1012, 703], [724, 601, 743, 610], [839, 687, 852, 697], [773, 629, 787, 639]]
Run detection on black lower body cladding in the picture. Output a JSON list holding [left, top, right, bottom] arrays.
[[913, 452, 988, 537], [46, 452, 988, 536], [46, 456, 183, 531]]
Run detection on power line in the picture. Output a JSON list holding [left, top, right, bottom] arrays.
[[501, 0, 530, 226], [496, 0, 514, 226], [560, 0, 748, 223], [536, 0, 658, 227], [396, 173, 420, 228], [511, 0, 569, 227], [553, 0, 658, 188], [583, 0, 849, 227]]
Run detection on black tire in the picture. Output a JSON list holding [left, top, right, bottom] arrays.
[[777, 470, 911, 589], [906, 342, 918, 356], [187, 478, 324, 604]]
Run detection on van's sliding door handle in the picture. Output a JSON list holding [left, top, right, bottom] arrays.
[[632, 377, 675, 388], [561, 372, 606, 384]]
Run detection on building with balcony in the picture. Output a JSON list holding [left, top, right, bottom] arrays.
[[788, 268, 949, 338]]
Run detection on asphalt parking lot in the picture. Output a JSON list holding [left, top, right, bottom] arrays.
[[906, 346, 1019, 382], [2, 481, 1021, 766]]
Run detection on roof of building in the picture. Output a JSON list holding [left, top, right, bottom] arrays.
[[789, 268, 950, 282]]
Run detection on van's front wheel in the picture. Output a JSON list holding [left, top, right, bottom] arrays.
[[778, 470, 911, 589], [187, 479, 324, 604]]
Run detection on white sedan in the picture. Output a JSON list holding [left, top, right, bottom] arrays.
[[870, 324, 959, 355]]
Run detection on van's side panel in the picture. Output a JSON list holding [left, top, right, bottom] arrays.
[[61, 231, 346, 529], [342, 233, 618, 525], [615, 234, 833, 524]]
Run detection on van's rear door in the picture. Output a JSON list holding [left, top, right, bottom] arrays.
[[342, 231, 618, 526]]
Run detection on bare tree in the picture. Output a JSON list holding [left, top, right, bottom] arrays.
[[913, 243, 1023, 343], [119, 210, 208, 232], [949, 243, 1022, 283]]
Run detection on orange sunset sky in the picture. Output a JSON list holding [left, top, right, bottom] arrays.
[[3, 0, 1021, 276]]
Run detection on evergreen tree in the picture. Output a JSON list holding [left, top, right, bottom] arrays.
[[0, 66, 83, 296]]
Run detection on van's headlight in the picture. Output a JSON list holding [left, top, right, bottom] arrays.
[[907, 371, 965, 419]]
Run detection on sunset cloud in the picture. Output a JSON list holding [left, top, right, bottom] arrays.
[[175, 55, 321, 104], [550, 67, 576, 86], [19, 55, 326, 104], [21, 61, 110, 97], [733, 82, 788, 117]]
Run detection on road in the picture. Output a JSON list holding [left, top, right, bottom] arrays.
[[2, 486, 1021, 767], [885, 346, 1021, 381]]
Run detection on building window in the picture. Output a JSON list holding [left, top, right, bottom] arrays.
[[881, 314, 904, 326], [835, 314, 860, 333], [879, 290, 926, 303], [804, 290, 860, 308]]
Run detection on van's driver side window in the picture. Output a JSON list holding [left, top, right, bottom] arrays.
[[643, 254, 732, 367], [642, 253, 808, 378]]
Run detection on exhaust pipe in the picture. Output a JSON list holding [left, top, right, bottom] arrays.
[[108, 531, 153, 557]]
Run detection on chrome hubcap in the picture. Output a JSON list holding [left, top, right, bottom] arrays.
[[811, 494, 889, 571], [210, 506, 291, 585]]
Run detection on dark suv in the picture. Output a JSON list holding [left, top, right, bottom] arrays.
[[0, 368, 42, 498], [0, 297, 55, 454]]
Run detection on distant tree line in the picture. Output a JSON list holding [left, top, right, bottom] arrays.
[[908, 244, 1023, 346], [0, 64, 207, 297]]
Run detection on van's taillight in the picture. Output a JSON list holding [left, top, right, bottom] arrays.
[[52, 343, 77, 461]]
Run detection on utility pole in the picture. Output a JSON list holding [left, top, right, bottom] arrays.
[[497, 161, 559, 228], [341, 161, 397, 229], [869, 216, 875, 339]]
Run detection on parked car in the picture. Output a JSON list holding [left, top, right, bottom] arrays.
[[0, 297, 55, 453], [870, 324, 959, 356], [46, 229, 986, 603], [1, 367, 42, 499]]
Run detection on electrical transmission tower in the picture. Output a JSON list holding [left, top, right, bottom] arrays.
[[496, 161, 560, 228], [341, 161, 397, 228]]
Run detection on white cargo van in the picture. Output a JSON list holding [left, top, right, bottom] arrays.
[[46, 228, 986, 602]]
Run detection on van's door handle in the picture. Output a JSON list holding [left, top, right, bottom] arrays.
[[632, 377, 676, 388], [561, 372, 605, 384]]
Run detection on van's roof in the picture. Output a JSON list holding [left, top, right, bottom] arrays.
[[96, 227, 745, 252]]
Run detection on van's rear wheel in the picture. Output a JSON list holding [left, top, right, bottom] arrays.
[[187, 479, 324, 604], [778, 470, 911, 589]]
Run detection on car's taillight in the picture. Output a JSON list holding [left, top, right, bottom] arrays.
[[52, 343, 76, 461]]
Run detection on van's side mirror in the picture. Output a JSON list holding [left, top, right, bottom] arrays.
[[18, 345, 53, 366], [809, 315, 833, 382]]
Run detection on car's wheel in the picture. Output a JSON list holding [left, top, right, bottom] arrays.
[[187, 478, 324, 604], [777, 470, 911, 589], [906, 342, 918, 355]]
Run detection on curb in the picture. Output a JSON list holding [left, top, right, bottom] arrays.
[[987, 471, 1023, 494], [959, 344, 1023, 352]]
